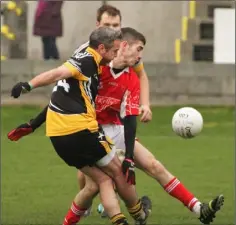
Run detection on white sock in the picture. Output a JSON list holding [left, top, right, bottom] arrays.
[[192, 201, 201, 216]]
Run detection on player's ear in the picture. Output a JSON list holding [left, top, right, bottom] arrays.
[[122, 41, 128, 48], [96, 21, 100, 28], [120, 41, 128, 52], [97, 44, 106, 55]]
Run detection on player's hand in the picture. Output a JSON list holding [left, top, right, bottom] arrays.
[[122, 158, 136, 185], [7, 122, 34, 141], [140, 105, 152, 123], [11, 82, 31, 98]]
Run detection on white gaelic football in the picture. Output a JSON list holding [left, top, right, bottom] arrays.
[[172, 107, 203, 138]]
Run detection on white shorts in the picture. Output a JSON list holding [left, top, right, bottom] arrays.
[[96, 146, 117, 167], [102, 124, 126, 150], [102, 124, 126, 162]]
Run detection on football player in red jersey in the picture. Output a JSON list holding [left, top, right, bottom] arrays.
[[76, 28, 224, 225], [62, 27, 150, 225]]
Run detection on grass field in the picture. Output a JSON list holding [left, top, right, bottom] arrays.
[[1, 106, 234, 225]]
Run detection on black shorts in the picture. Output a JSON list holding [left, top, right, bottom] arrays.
[[50, 128, 114, 169]]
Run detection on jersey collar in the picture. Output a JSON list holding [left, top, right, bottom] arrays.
[[109, 61, 130, 79], [86, 47, 102, 66], [109, 61, 130, 73]]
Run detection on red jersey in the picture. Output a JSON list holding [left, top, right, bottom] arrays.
[[96, 65, 140, 125]]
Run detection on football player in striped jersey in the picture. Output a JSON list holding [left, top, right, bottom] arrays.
[[11, 27, 151, 225]]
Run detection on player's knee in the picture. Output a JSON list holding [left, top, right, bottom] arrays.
[[84, 182, 99, 196], [103, 155, 123, 178], [147, 159, 167, 178], [77, 170, 84, 179]]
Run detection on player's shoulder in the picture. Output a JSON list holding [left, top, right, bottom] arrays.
[[73, 41, 89, 55], [70, 49, 95, 67], [72, 50, 92, 61], [67, 50, 96, 75], [70, 42, 91, 61]]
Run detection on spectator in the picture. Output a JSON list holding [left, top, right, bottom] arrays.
[[33, 0, 63, 60]]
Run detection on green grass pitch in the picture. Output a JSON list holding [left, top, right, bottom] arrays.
[[1, 106, 234, 225]]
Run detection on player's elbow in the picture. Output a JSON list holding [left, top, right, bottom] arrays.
[[53, 65, 72, 81], [83, 179, 99, 197]]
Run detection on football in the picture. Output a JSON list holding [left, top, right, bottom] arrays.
[[172, 107, 203, 138]]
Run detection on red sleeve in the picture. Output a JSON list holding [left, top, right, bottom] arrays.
[[120, 73, 140, 118]]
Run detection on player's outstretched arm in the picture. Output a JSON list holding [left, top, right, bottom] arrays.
[[122, 115, 137, 185], [11, 65, 73, 99], [7, 105, 48, 141]]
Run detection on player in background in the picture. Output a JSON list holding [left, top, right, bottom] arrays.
[[10, 27, 149, 225]]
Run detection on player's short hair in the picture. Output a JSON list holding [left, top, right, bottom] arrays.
[[121, 27, 146, 46], [97, 4, 122, 22], [89, 27, 122, 49]]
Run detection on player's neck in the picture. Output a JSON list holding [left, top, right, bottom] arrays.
[[111, 58, 127, 69]]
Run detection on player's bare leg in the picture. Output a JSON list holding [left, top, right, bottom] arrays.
[[134, 141, 174, 184], [95, 149, 152, 220], [134, 141, 224, 224], [77, 171, 85, 190], [64, 166, 129, 225], [99, 154, 149, 225], [76, 171, 93, 217]]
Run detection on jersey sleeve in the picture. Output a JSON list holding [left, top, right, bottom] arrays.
[[133, 59, 144, 73], [120, 74, 140, 119]]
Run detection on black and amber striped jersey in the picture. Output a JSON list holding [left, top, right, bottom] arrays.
[[46, 47, 102, 136]]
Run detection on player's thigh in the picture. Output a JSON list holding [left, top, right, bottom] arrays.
[[81, 165, 111, 185], [97, 153, 123, 179], [134, 140, 156, 170]]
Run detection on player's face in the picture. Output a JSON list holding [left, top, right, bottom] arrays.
[[122, 40, 144, 66], [96, 12, 121, 31], [102, 40, 121, 64]]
